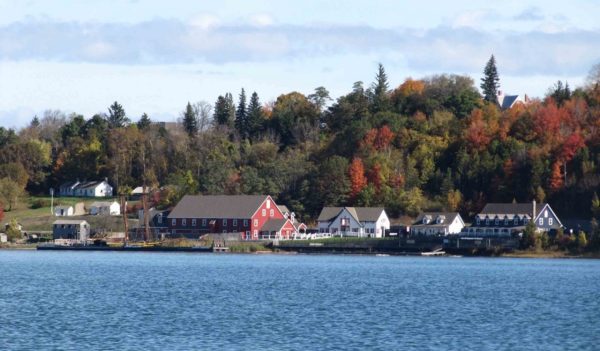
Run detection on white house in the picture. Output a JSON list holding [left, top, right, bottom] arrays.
[[411, 212, 465, 236], [317, 207, 390, 238], [89, 201, 121, 216], [74, 180, 113, 197], [54, 205, 74, 217]]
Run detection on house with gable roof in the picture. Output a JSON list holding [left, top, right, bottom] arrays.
[[317, 207, 389, 238], [168, 195, 293, 240], [463, 201, 562, 237], [497, 91, 530, 110], [411, 212, 464, 236]]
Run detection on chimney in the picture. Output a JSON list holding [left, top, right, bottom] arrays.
[[497, 90, 502, 96], [532, 200, 537, 219]]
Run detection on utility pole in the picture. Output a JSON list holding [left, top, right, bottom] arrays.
[[143, 185, 150, 242], [121, 194, 128, 244]]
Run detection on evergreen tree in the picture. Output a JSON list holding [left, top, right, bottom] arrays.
[[235, 88, 248, 139], [137, 113, 151, 130], [480, 55, 500, 104], [214, 95, 230, 126], [246, 91, 263, 140], [30, 116, 40, 127], [107, 101, 129, 128], [370, 63, 390, 113], [182, 102, 198, 137]]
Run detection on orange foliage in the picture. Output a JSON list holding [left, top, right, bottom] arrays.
[[361, 125, 395, 151], [348, 157, 367, 198], [394, 78, 425, 97], [465, 109, 491, 150], [559, 132, 585, 162], [548, 161, 564, 192], [390, 172, 405, 189]]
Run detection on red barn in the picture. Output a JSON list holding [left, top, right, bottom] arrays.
[[167, 195, 289, 240]]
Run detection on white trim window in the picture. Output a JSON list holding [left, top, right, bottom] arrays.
[[182, 219, 187, 226], [202, 219, 207, 226], [549, 218, 553, 225], [243, 219, 248, 226], [172, 218, 176, 226], [192, 219, 197, 226], [262, 209, 266, 217], [223, 219, 228, 226], [539, 218, 543, 225], [254, 219, 258, 227], [270, 209, 274, 217], [233, 219, 238, 226]]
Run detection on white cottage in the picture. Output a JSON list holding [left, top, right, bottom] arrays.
[[54, 205, 74, 217], [89, 201, 121, 216], [317, 207, 390, 238], [74, 180, 113, 197], [411, 212, 464, 236]]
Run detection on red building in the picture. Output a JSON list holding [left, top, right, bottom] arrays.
[[167, 195, 291, 240]]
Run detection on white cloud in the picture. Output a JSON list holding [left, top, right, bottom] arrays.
[[250, 13, 274, 27], [189, 14, 220, 29]]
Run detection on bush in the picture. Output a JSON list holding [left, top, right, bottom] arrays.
[[30, 198, 51, 209]]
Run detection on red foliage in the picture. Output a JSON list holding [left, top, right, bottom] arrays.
[[374, 125, 394, 151], [465, 109, 491, 150], [361, 129, 378, 151], [390, 172, 405, 189], [559, 132, 585, 162], [0, 203, 4, 222], [348, 157, 367, 198], [548, 161, 564, 193], [367, 163, 383, 192]]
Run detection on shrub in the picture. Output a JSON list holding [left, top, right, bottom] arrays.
[[30, 198, 51, 209]]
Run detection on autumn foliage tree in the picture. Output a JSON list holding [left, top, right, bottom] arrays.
[[348, 157, 367, 199], [548, 161, 564, 193]]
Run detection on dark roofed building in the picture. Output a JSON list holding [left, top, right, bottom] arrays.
[[464, 201, 562, 237], [168, 195, 287, 240]]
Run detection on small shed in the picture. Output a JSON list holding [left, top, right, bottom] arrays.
[[0, 233, 7, 243], [52, 220, 90, 241], [54, 205, 74, 217], [89, 201, 121, 216]]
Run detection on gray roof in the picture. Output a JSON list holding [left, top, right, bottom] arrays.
[[260, 219, 290, 232], [75, 181, 105, 190], [54, 205, 73, 210], [168, 195, 270, 219], [500, 95, 519, 110], [53, 220, 88, 225], [317, 207, 385, 222], [480, 203, 546, 217], [277, 205, 290, 214], [90, 201, 119, 207], [413, 212, 462, 226]]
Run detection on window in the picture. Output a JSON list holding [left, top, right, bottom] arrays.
[[514, 218, 518, 225], [243, 219, 248, 226], [524, 218, 529, 224], [233, 219, 238, 226], [246, 231, 250, 238], [262, 209, 266, 216], [494, 219, 499, 225], [157, 214, 163, 224], [254, 219, 258, 227], [223, 219, 227, 226], [476, 218, 480, 225], [202, 219, 207, 226], [182, 219, 187, 226], [253, 230, 258, 237], [192, 219, 197, 226], [172, 218, 176, 226], [549, 218, 553, 225], [270, 209, 274, 217], [538, 218, 543, 225], [504, 219, 509, 225], [266, 200, 271, 209], [485, 219, 489, 225]]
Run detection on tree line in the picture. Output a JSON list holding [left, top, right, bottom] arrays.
[[2, 57, 600, 230]]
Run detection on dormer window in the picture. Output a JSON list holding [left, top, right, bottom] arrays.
[[485, 218, 490, 225], [436, 216, 445, 224], [476, 217, 481, 225], [423, 216, 432, 224], [494, 218, 499, 225], [504, 218, 509, 225]]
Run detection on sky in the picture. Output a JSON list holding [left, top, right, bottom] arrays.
[[0, 0, 599, 128]]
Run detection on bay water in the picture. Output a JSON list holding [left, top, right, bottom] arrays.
[[1, 251, 599, 350]]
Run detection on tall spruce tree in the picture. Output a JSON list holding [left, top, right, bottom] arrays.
[[370, 63, 390, 113], [480, 55, 500, 104], [214, 95, 229, 126], [182, 102, 198, 137], [235, 88, 247, 139], [107, 101, 129, 128], [247, 92, 263, 140], [137, 113, 151, 130]]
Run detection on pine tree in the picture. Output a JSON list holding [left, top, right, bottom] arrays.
[[107, 101, 129, 128], [137, 113, 151, 130], [480, 55, 500, 104], [182, 102, 198, 137], [370, 63, 390, 113], [246, 92, 263, 140], [214, 96, 229, 126], [30, 116, 40, 127], [235, 88, 247, 139]]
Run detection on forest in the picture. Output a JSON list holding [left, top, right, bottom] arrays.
[[1, 57, 600, 224]]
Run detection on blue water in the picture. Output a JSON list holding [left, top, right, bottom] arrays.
[[1, 252, 599, 351]]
